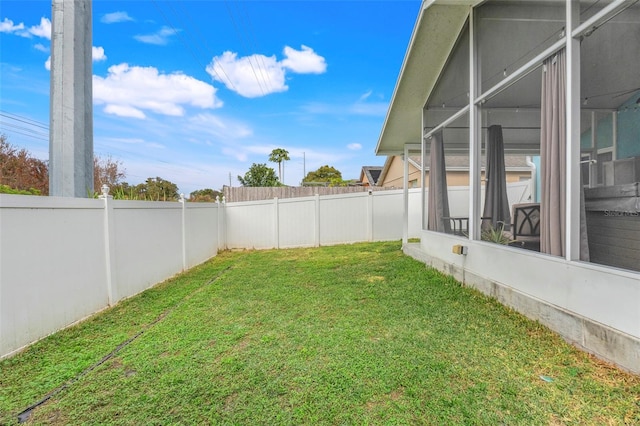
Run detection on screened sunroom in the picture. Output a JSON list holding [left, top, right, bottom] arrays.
[[377, 0, 640, 374]]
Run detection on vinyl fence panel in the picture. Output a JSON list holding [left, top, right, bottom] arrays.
[[372, 191, 404, 241], [0, 195, 108, 358], [277, 197, 317, 248], [111, 201, 183, 301], [319, 193, 369, 245], [184, 203, 220, 268], [225, 200, 275, 249]]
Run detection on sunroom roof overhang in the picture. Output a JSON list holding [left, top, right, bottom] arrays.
[[375, 1, 480, 157]]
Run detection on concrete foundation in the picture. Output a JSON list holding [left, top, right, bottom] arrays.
[[403, 242, 640, 375]]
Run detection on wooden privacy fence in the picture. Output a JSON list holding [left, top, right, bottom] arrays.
[[223, 185, 392, 202]]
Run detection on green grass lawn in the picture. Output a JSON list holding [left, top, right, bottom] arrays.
[[1, 241, 639, 425]]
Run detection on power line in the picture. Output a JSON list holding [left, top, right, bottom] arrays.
[[0, 111, 50, 142], [235, 0, 273, 93], [149, 0, 237, 93], [0, 126, 49, 142], [223, 0, 268, 96], [0, 111, 49, 130], [166, 1, 237, 91], [0, 122, 49, 139]]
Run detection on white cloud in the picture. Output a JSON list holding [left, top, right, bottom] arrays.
[[27, 17, 51, 40], [347, 143, 362, 151], [207, 45, 326, 98], [92, 46, 107, 61], [104, 104, 146, 119], [93, 63, 222, 119], [207, 51, 287, 98], [222, 147, 248, 162], [1, 17, 50, 39], [0, 18, 25, 34], [44, 47, 105, 71], [281, 45, 327, 74], [34, 43, 48, 53], [134, 26, 179, 45], [188, 113, 253, 140], [359, 90, 372, 102], [349, 102, 388, 116], [350, 90, 388, 116], [300, 97, 388, 118], [101, 12, 134, 24], [101, 136, 164, 151]]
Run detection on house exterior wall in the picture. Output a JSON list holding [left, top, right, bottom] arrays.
[[380, 155, 530, 188], [380, 156, 421, 188]]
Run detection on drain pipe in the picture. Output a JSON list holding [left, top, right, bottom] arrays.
[[526, 156, 536, 202]]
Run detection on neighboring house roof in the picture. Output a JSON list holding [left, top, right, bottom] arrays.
[[360, 166, 383, 186]]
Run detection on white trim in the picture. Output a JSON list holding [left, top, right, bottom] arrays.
[[421, 109, 427, 230], [468, 5, 481, 241], [566, 0, 581, 261], [403, 144, 410, 244]]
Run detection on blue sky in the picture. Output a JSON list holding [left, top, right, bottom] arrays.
[[1, 0, 419, 194]]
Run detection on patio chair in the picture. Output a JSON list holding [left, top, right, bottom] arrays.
[[443, 216, 469, 236], [510, 203, 540, 251]]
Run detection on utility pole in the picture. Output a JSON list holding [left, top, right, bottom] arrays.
[[229, 172, 232, 187], [49, 0, 94, 197]]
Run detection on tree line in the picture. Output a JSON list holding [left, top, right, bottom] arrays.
[[0, 135, 221, 201], [1, 135, 351, 199], [238, 148, 348, 187]]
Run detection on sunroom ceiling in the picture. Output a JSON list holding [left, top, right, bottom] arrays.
[[375, 2, 474, 156], [376, 0, 640, 156]]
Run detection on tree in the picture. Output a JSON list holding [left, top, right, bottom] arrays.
[[0, 134, 48, 195], [94, 156, 126, 192], [238, 163, 280, 187], [0, 135, 131, 197], [302, 165, 342, 185], [268, 148, 290, 184], [135, 177, 179, 201], [189, 188, 222, 202]]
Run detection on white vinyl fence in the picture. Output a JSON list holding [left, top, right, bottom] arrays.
[[0, 194, 221, 358], [224, 189, 424, 249], [1, 182, 530, 359]]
